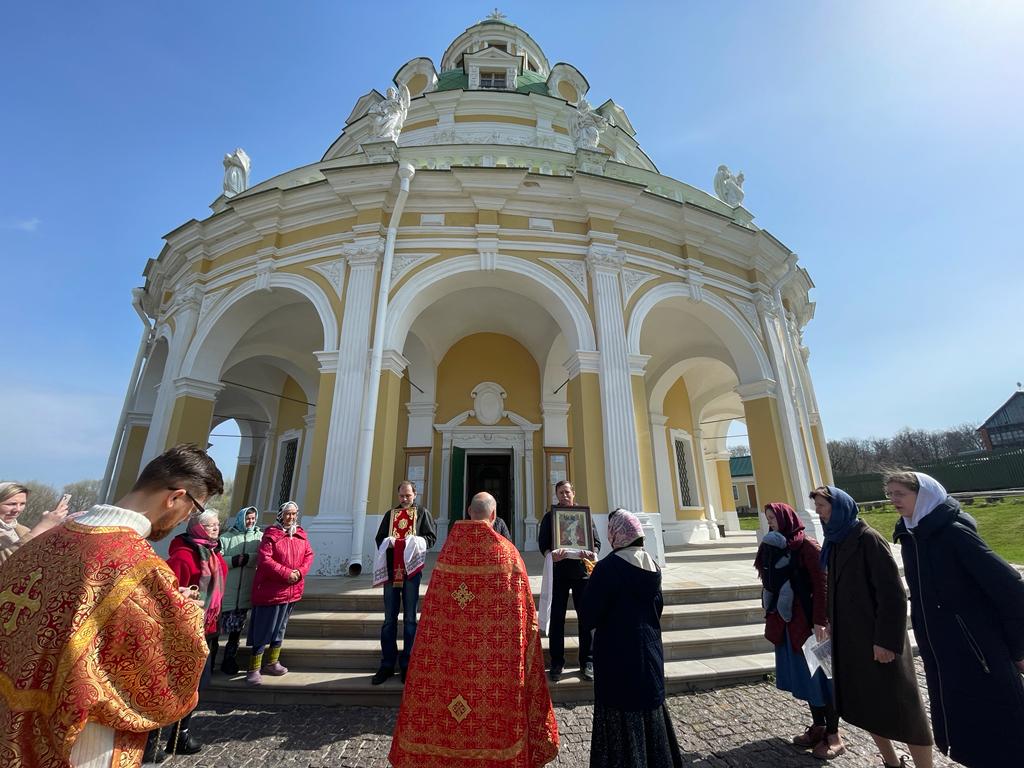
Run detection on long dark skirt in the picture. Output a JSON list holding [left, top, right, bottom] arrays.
[[590, 701, 684, 768], [248, 602, 294, 652]]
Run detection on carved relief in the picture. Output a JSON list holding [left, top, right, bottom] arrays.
[[471, 382, 507, 426], [310, 260, 345, 294], [621, 268, 657, 303], [541, 258, 589, 299]]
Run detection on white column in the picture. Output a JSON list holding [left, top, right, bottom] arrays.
[[693, 428, 721, 540], [585, 244, 644, 512], [295, 413, 317, 508], [255, 428, 277, 512], [312, 240, 382, 574], [140, 289, 202, 464]]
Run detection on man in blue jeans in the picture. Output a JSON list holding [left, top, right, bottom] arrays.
[[372, 480, 437, 685]]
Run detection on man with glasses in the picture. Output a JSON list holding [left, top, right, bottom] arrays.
[[0, 443, 224, 767]]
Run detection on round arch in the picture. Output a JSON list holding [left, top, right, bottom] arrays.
[[626, 284, 772, 383], [180, 273, 337, 383], [384, 254, 596, 353]]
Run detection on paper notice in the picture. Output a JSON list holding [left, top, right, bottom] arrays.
[[802, 634, 833, 679]]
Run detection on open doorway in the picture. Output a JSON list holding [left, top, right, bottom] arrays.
[[464, 453, 513, 540]]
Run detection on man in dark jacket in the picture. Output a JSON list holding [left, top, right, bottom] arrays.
[[372, 480, 436, 685], [537, 479, 600, 682]]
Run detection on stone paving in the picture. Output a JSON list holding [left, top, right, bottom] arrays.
[[161, 662, 955, 768]]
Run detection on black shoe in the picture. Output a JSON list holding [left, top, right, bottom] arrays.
[[165, 728, 202, 755], [582, 661, 594, 681], [142, 732, 167, 765], [548, 667, 563, 683], [220, 656, 239, 675], [400, 667, 408, 684], [371, 667, 394, 685]]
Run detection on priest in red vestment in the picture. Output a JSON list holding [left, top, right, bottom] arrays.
[[0, 444, 222, 768], [389, 492, 559, 768]]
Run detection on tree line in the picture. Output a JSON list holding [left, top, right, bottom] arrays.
[[826, 423, 983, 476]]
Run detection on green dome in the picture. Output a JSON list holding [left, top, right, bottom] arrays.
[[433, 67, 548, 95]]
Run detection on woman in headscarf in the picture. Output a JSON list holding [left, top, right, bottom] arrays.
[[581, 509, 683, 768], [217, 505, 262, 675], [888, 471, 1024, 767], [164, 508, 228, 755], [754, 502, 843, 758], [247, 501, 315, 686], [813, 486, 933, 768]]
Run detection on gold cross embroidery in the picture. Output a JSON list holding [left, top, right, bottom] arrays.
[[448, 694, 472, 723], [452, 582, 475, 609], [0, 568, 43, 634]]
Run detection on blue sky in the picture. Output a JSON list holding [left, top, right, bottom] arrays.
[[2, 1, 1021, 487]]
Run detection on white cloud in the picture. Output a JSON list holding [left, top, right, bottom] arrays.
[[0, 387, 121, 486], [0, 217, 41, 232]]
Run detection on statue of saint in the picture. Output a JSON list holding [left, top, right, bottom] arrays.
[[222, 148, 251, 198], [570, 99, 608, 151], [368, 84, 411, 143], [713, 164, 745, 207]]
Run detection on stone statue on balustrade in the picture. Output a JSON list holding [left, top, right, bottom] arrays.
[[368, 83, 411, 143], [222, 148, 251, 198], [570, 99, 608, 151], [713, 164, 745, 207]]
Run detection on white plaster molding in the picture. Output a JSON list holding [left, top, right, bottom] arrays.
[[254, 256, 274, 292], [309, 259, 345, 295], [528, 217, 554, 231], [199, 287, 228, 319], [734, 379, 778, 401], [420, 213, 444, 226], [563, 350, 601, 378], [479, 250, 498, 271], [390, 252, 436, 283], [728, 297, 763, 340], [687, 272, 706, 304], [172, 376, 223, 401], [342, 239, 384, 267], [585, 243, 625, 273], [406, 401, 438, 418], [628, 353, 651, 376], [381, 349, 410, 377], [541, 401, 570, 447], [405, 401, 437, 449], [621, 267, 657, 303], [541, 401, 571, 418], [470, 381, 507, 426], [124, 411, 152, 428], [303, 413, 318, 430], [540, 258, 589, 299], [315, 350, 340, 373]]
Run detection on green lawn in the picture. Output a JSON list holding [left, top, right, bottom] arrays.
[[736, 496, 1024, 565]]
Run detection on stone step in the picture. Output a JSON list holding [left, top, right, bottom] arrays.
[[298, 582, 763, 612], [201, 651, 779, 707], [233, 623, 772, 671], [286, 598, 766, 639], [664, 546, 759, 563]]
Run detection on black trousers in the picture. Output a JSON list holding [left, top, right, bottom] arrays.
[[549, 574, 591, 670]]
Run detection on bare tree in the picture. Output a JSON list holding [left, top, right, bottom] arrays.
[[61, 479, 101, 514], [830, 422, 984, 477], [20, 481, 59, 529], [729, 445, 751, 457]]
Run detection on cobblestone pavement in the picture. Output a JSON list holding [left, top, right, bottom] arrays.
[[162, 663, 956, 768]]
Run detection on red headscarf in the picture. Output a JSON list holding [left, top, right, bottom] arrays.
[[753, 502, 806, 571]]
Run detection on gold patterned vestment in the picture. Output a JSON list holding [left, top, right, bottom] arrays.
[[0, 520, 208, 768], [389, 520, 559, 768]]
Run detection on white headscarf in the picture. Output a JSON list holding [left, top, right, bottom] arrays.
[[905, 472, 948, 530]]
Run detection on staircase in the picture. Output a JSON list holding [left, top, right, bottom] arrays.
[[204, 534, 776, 706]]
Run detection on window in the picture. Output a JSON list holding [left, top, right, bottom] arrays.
[[670, 430, 701, 508], [545, 449, 570, 500], [479, 71, 507, 89], [276, 438, 299, 508], [732, 484, 739, 501], [404, 448, 431, 502]]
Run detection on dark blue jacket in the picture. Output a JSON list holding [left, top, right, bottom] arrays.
[[895, 498, 1024, 766], [581, 552, 665, 711]]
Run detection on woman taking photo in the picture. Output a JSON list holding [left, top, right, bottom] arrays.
[[754, 502, 843, 759], [218, 505, 262, 675], [0, 482, 70, 564], [247, 501, 314, 686], [582, 508, 683, 768], [813, 485, 933, 768], [889, 471, 1024, 767]]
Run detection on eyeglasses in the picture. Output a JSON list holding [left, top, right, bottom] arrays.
[[885, 490, 912, 501], [170, 488, 206, 515]]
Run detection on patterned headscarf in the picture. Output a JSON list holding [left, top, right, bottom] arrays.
[[753, 502, 805, 572], [181, 512, 225, 633], [818, 486, 860, 568], [607, 508, 644, 550], [276, 501, 299, 537], [231, 505, 260, 533]]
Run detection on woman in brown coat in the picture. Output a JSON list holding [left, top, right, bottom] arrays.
[[813, 485, 933, 768]]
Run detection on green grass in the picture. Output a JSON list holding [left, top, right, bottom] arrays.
[[735, 496, 1024, 565]]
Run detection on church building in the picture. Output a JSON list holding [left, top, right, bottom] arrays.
[[102, 13, 831, 574]]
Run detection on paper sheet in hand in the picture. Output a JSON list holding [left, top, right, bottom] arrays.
[[802, 635, 833, 679]]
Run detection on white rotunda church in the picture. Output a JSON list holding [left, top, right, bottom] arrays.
[[103, 12, 832, 575]]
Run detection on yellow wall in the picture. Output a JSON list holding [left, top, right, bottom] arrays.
[[302, 371, 335, 518], [743, 396, 796, 509], [566, 372, 608, 513], [392, 376, 413, 495], [231, 462, 254, 512], [661, 377, 704, 520], [164, 395, 215, 450], [113, 424, 149, 501], [811, 423, 833, 486], [368, 370, 404, 516], [435, 333, 541, 423], [716, 459, 736, 513], [631, 376, 658, 512]]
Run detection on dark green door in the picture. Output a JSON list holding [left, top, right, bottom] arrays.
[[448, 446, 466, 523]]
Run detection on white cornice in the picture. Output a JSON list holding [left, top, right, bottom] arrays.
[[172, 376, 223, 401], [563, 350, 601, 378], [734, 379, 778, 402]]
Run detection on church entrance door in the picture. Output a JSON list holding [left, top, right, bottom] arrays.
[[464, 453, 513, 540]]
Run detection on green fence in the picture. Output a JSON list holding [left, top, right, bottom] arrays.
[[834, 447, 1024, 503]]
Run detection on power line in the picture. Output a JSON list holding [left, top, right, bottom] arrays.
[[220, 379, 316, 407]]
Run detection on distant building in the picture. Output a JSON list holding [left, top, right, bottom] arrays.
[[979, 390, 1024, 451], [730, 455, 757, 513]]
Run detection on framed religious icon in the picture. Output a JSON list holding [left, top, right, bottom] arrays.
[[552, 505, 594, 551]]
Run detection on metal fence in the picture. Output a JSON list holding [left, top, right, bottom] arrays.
[[834, 447, 1024, 503]]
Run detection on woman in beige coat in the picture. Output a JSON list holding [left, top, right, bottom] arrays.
[[0, 482, 69, 565]]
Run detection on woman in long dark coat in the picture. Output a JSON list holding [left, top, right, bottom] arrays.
[[582, 509, 683, 768], [812, 485, 933, 768], [888, 471, 1024, 768]]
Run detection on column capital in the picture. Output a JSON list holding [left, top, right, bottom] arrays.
[[172, 376, 222, 401], [628, 353, 651, 376], [380, 349, 410, 377], [735, 379, 778, 402], [649, 412, 669, 428], [303, 413, 318, 430], [585, 243, 625, 274], [563, 350, 601, 378], [541, 401, 571, 418], [342, 237, 384, 267], [124, 411, 152, 428], [405, 401, 438, 419], [711, 450, 733, 462], [315, 350, 340, 373]]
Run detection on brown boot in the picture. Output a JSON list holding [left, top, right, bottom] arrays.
[[812, 733, 846, 760], [793, 725, 826, 749]]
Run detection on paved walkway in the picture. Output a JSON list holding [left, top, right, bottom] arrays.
[[165, 661, 954, 767]]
